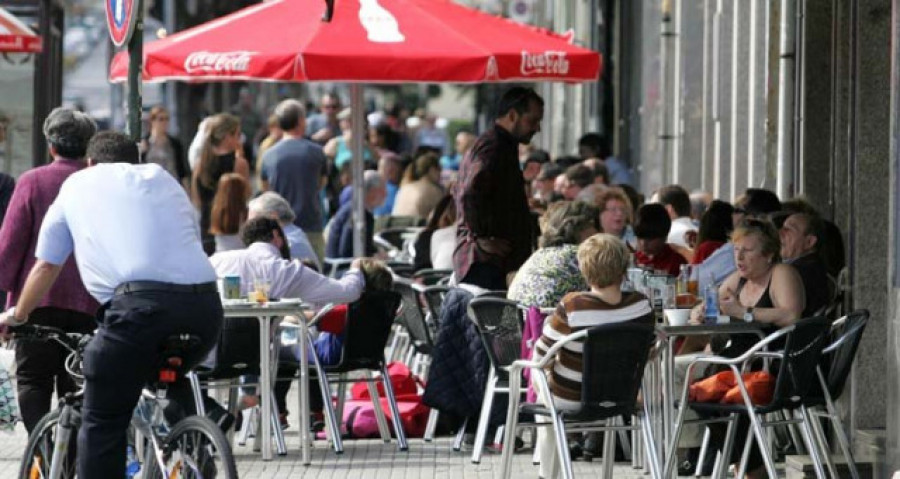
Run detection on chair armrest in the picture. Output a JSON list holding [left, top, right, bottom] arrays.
[[506, 329, 590, 373], [822, 319, 866, 355], [373, 233, 399, 251], [324, 257, 355, 278]]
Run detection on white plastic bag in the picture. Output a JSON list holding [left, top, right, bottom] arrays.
[[0, 364, 19, 432]]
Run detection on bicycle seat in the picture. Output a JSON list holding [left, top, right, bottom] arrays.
[[157, 334, 204, 382]]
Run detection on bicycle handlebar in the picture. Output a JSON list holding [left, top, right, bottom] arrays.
[[10, 323, 91, 354]]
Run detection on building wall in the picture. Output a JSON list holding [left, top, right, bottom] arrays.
[[624, 0, 895, 469]]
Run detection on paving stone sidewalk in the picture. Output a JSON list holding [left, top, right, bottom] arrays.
[[1, 420, 654, 478]]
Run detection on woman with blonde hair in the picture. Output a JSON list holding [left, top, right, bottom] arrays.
[[507, 201, 600, 308], [192, 113, 250, 254], [688, 218, 805, 478], [392, 151, 443, 220], [210, 173, 251, 252]]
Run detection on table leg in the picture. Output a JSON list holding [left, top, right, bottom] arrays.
[[260, 315, 272, 460], [299, 315, 311, 465], [664, 338, 675, 466], [269, 338, 286, 455]]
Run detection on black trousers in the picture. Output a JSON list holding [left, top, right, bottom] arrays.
[[77, 289, 222, 479], [15, 307, 95, 433]]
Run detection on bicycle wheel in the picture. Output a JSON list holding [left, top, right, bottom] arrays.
[[143, 416, 237, 479], [18, 408, 79, 479]]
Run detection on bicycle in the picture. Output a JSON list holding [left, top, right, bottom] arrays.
[[12, 324, 237, 478]]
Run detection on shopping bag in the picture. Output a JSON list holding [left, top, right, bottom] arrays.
[[0, 364, 20, 432]]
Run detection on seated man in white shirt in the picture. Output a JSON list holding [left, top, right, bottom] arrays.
[[655, 184, 697, 249], [209, 216, 366, 427], [248, 192, 321, 271], [211, 217, 364, 305]]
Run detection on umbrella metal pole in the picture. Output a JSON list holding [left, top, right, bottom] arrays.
[[127, 0, 144, 142], [350, 84, 366, 259]]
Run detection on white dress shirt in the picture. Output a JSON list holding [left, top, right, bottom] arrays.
[[209, 242, 364, 306], [667, 216, 697, 248], [430, 225, 457, 270], [36, 163, 217, 303]]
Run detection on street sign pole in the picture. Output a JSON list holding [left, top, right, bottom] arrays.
[[126, 0, 143, 141]]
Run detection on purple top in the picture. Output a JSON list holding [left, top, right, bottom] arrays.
[[0, 159, 100, 315]]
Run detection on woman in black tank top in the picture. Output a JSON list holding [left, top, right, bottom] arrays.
[[701, 219, 807, 475]]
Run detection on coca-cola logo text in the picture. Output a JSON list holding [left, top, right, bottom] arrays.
[[184, 51, 255, 74], [520, 51, 570, 76]]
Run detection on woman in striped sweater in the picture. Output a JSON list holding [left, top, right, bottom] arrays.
[[531, 233, 654, 475]]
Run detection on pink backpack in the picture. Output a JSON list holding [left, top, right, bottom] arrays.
[[320, 362, 431, 439]]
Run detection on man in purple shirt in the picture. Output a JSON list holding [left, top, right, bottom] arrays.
[[453, 87, 542, 289], [0, 107, 99, 433]]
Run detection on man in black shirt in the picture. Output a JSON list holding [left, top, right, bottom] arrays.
[[779, 211, 830, 316]]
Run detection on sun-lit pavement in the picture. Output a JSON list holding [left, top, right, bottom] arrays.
[[0, 416, 655, 478]]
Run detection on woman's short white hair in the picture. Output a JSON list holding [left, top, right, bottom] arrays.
[[248, 192, 296, 224]]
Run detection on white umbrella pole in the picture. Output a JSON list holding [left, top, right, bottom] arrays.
[[351, 84, 366, 258]]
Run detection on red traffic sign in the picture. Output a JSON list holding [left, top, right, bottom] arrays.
[[106, 0, 138, 47]]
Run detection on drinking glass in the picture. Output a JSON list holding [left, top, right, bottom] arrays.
[[251, 269, 271, 304]]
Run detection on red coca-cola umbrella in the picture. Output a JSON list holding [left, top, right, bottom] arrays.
[[0, 7, 42, 53], [109, 0, 601, 271], [109, 0, 599, 83]]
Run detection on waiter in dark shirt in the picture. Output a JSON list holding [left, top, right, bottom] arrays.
[[453, 87, 543, 289]]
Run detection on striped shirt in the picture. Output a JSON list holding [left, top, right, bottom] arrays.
[[533, 291, 654, 407]]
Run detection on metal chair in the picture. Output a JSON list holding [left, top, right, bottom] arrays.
[[804, 309, 870, 479], [663, 315, 832, 479], [421, 285, 450, 334], [412, 268, 453, 286], [498, 322, 661, 479], [187, 316, 288, 454], [375, 227, 422, 264], [323, 257, 354, 279], [392, 278, 436, 374], [466, 297, 528, 464], [306, 291, 409, 452]]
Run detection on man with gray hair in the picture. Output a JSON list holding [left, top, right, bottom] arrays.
[[260, 99, 328, 262], [0, 107, 100, 433], [249, 192, 321, 269], [326, 170, 387, 259]]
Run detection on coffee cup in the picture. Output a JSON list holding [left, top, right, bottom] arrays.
[[664, 308, 691, 326]]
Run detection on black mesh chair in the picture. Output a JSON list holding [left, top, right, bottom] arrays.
[[416, 284, 450, 442], [412, 269, 453, 286], [421, 285, 450, 334], [804, 310, 870, 479], [323, 258, 355, 279], [374, 215, 424, 232], [375, 227, 422, 264], [392, 278, 435, 369], [498, 322, 660, 479], [466, 297, 528, 463], [307, 291, 409, 453], [664, 316, 832, 479]]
